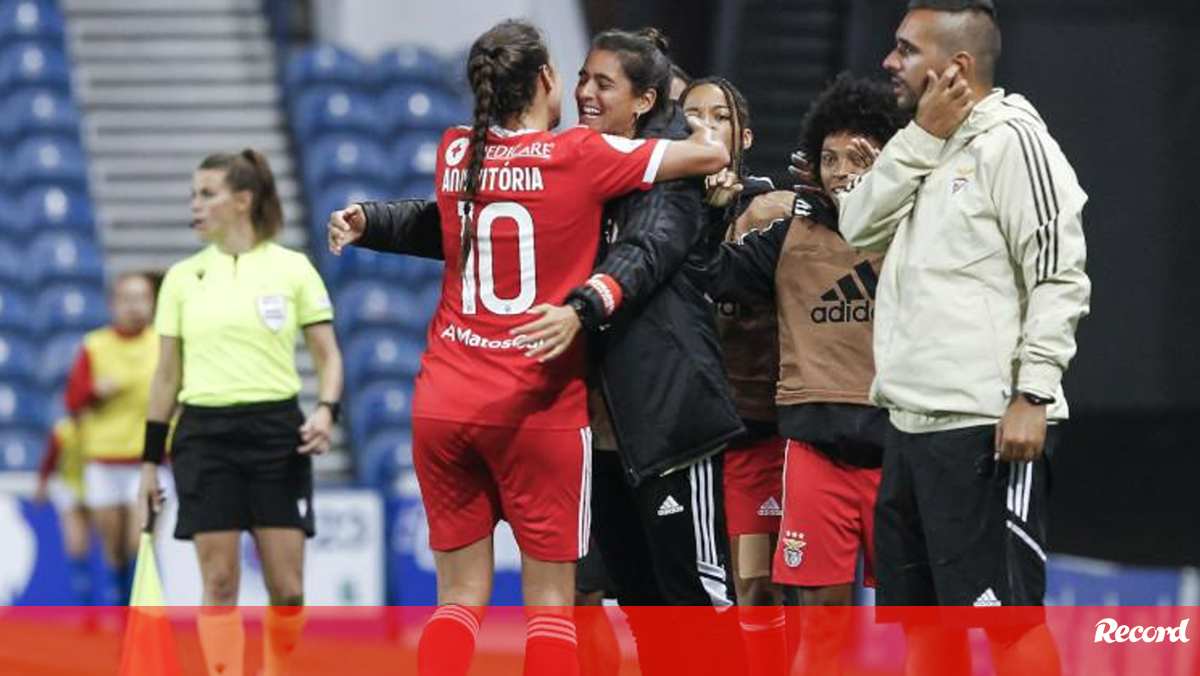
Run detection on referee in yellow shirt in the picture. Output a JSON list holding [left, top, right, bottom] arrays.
[[137, 149, 343, 676]]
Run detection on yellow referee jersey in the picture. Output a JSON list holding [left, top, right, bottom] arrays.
[[155, 241, 333, 406]]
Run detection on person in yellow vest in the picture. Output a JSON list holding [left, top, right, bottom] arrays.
[[62, 270, 165, 604], [137, 149, 343, 676], [35, 417, 95, 604]]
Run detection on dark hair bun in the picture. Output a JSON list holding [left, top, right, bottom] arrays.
[[635, 27, 671, 56]]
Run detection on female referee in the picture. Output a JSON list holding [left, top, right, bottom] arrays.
[[330, 19, 728, 676], [137, 149, 344, 676]]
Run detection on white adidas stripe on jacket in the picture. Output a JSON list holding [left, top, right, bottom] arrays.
[[839, 89, 1090, 432]]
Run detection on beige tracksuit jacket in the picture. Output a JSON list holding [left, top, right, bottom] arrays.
[[839, 89, 1091, 433]]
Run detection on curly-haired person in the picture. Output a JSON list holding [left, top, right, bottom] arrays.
[[706, 72, 907, 676]]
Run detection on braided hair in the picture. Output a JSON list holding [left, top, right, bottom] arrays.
[[679, 76, 750, 178], [460, 20, 550, 270]]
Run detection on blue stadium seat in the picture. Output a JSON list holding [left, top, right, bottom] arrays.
[[18, 185, 95, 234], [347, 381, 413, 450], [0, 382, 45, 431], [319, 246, 414, 288], [0, 42, 70, 94], [373, 45, 445, 88], [396, 177, 435, 200], [32, 284, 107, 335], [0, 332, 35, 384], [357, 426, 413, 486], [303, 134, 392, 190], [37, 330, 82, 388], [382, 84, 470, 134], [0, 242, 21, 286], [344, 330, 423, 389], [28, 232, 104, 285], [0, 0, 65, 46], [9, 137, 88, 191], [0, 89, 80, 142], [391, 131, 442, 185], [309, 179, 392, 236], [0, 429, 43, 471], [285, 45, 370, 96], [0, 192, 15, 235], [0, 286, 31, 333], [334, 280, 416, 336], [291, 87, 381, 139]]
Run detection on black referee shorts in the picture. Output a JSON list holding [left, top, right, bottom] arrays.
[[874, 423, 1056, 627], [171, 398, 315, 540]]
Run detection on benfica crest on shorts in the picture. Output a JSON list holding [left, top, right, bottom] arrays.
[[256, 295, 286, 332], [781, 530, 807, 568]]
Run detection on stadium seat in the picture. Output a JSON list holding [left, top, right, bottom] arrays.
[[0, 429, 42, 471], [36, 330, 82, 388], [334, 280, 417, 336], [0, 42, 70, 94], [309, 179, 392, 236], [285, 44, 370, 97], [382, 84, 470, 134], [391, 131, 442, 185], [28, 232, 104, 285], [319, 245, 414, 288], [0, 242, 21, 286], [344, 330, 423, 389], [0, 192, 15, 235], [357, 426, 413, 486], [396, 177, 435, 200], [0, 332, 35, 384], [17, 185, 95, 234], [291, 87, 381, 139], [347, 381, 414, 450], [0, 286, 31, 333], [32, 284, 107, 335], [373, 45, 445, 89], [0, 88, 80, 142], [303, 134, 393, 191], [9, 137, 88, 191], [0, 0, 65, 46], [0, 382, 45, 431]]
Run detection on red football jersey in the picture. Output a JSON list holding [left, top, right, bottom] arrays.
[[414, 125, 667, 429]]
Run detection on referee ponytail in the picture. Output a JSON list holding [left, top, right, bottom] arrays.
[[199, 149, 284, 242], [460, 20, 550, 272]]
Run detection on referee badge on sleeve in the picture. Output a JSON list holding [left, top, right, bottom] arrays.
[[256, 295, 287, 331]]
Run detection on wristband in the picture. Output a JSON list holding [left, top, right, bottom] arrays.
[[142, 421, 169, 465], [317, 400, 341, 423]]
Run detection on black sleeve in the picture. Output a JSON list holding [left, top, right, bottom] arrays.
[[355, 199, 445, 260], [705, 218, 791, 304], [565, 179, 704, 330]]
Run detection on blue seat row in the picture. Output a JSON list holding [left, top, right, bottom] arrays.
[[0, 136, 89, 192], [286, 44, 460, 96], [0, 233, 104, 288], [0, 185, 95, 235], [0, 330, 84, 387], [0, 41, 70, 95]]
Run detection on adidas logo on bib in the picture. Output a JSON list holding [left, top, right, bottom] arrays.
[[757, 497, 782, 517], [657, 495, 684, 516], [973, 588, 1002, 607]]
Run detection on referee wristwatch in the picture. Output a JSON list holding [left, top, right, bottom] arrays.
[[1016, 390, 1055, 406], [317, 400, 341, 423]]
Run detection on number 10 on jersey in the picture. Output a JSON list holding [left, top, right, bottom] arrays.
[[458, 200, 538, 315]]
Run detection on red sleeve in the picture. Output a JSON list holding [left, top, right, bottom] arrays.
[[568, 128, 666, 202], [37, 431, 61, 483], [63, 347, 95, 415]]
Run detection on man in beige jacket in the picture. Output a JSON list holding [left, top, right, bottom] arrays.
[[838, 1, 1090, 675]]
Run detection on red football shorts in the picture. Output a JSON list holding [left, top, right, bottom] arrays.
[[723, 435, 786, 536], [412, 416, 591, 562], [773, 439, 881, 588]]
